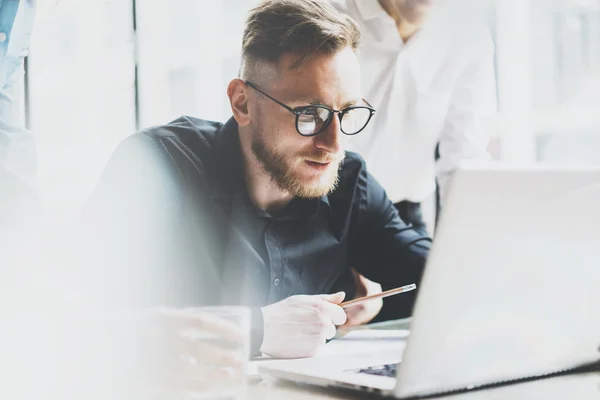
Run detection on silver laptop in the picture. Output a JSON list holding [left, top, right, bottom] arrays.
[[259, 165, 600, 398]]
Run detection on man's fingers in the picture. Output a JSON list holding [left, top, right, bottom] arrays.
[[340, 297, 382, 327], [192, 340, 244, 368], [319, 300, 347, 326], [157, 308, 245, 343], [343, 303, 364, 316], [171, 334, 244, 368], [325, 322, 337, 340], [340, 304, 366, 327], [317, 292, 347, 325], [319, 291, 346, 304]]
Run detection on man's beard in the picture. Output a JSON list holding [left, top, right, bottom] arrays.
[[250, 130, 343, 199]]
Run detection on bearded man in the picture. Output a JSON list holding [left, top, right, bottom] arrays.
[[82, 0, 430, 359]]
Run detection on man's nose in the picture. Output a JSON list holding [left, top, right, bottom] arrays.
[[314, 114, 342, 155]]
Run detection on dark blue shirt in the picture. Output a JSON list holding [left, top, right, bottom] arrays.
[[82, 116, 432, 351]]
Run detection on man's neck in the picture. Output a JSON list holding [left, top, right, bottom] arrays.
[[238, 129, 294, 213], [378, 0, 422, 43], [396, 20, 420, 43]]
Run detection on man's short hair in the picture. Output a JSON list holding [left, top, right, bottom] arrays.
[[241, 0, 361, 80]]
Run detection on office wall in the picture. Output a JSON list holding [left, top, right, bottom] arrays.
[[24, 0, 600, 220]]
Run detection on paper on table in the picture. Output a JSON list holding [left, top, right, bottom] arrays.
[[335, 329, 410, 340], [250, 329, 409, 376]]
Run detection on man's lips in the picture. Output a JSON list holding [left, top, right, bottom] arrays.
[[305, 160, 332, 171]]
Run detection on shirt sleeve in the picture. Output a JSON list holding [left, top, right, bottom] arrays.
[[79, 133, 228, 312], [349, 165, 431, 288], [0, 46, 36, 185], [79, 133, 268, 356], [435, 30, 497, 203], [0, 1, 37, 185], [78, 134, 191, 309]]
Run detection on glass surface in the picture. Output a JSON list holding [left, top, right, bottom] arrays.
[[179, 306, 251, 400]]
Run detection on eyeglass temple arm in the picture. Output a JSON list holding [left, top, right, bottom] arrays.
[[243, 80, 297, 114]]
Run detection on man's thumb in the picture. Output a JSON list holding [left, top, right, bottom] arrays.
[[320, 291, 346, 304]]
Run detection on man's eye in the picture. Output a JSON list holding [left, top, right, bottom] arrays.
[[301, 108, 319, 116]]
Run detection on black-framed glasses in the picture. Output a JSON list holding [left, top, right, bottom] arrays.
[[244, 80, 376, 137]]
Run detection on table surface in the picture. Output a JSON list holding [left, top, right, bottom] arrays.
[[248, 373, 600, 400], [247, 319, 600, 399]]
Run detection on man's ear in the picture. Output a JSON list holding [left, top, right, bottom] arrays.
[[227, 79, 251, 127]]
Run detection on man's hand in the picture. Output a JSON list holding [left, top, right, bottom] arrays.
[[260, 292, 347, 358], [126, 308, 247, 398], [342, 269, 383, 327]]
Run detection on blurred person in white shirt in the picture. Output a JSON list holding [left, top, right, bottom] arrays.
[[1, 0, 38, 242], [0, 0, 36, 187], [332, 0, 496, 320], [1, 3, 246, 399], [332, 0, 496, 233]]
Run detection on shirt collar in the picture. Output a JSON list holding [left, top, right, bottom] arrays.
[[211, 117, 331, 211], [354, 0, 390, 21]]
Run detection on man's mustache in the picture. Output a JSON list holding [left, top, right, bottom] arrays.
[[300, 151, 345, 164]]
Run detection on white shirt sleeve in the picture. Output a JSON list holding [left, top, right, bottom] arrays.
[[435, 31, 497, 203], [0, 1, 37, 185]]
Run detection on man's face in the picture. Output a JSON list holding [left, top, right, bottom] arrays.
[[248, 47, 362, 198]]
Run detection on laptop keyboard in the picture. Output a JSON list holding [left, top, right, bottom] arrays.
[[354, 363, 398, 378]]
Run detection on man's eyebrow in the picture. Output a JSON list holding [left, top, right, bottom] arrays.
[[299, 96, 323, 105], [341, 99, 359, 108], [298, 97, 361, 108]]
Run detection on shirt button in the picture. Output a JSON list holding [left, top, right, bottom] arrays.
[[273, 278, 280, 287], [0, 33, 7, 43]]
